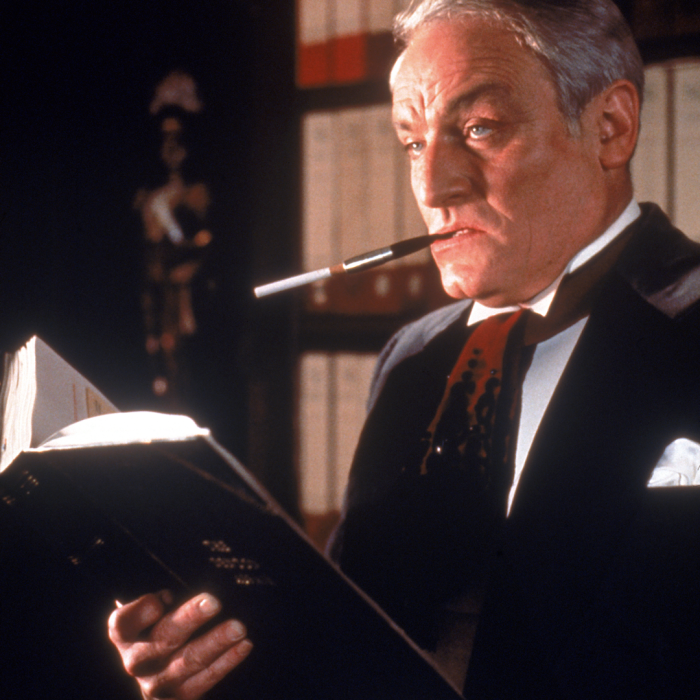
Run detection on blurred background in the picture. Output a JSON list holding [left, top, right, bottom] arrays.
[[1, 1, 699, 696]]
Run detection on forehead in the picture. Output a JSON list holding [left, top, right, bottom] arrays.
[[391, 19, 555, 119]]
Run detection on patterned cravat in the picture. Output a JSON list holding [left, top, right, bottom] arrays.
[[419, 308, 529, 487]]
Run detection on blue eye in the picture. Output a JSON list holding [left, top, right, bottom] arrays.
[[406, 141, 424, 155], [468, 124, 493, 139]]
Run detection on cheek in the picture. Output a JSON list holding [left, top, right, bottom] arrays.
[[491, 158, 550, 219], [415, 197, 434, 229], [485, 161, 571, 258]]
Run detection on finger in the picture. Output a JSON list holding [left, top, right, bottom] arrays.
[[140, 621, 252, 700], [169, 619, 249, 682], [177, 638, 254, 700], [109, 590, 174, 646], [150, 594, 223, 650], [122, 594, 226, 676]]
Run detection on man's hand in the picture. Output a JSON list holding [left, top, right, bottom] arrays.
[[108, 590, 253, 700]]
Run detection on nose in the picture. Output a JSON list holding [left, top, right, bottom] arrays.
[[412, 138, 476, 211]]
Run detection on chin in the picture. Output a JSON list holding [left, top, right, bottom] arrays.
[[438, 269, 473, 300], [434, 252, 502, 299], [437, 261, 515, 305]]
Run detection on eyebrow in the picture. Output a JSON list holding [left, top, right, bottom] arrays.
[[446, 82, 511, 115], [393, 81, 512, 132]]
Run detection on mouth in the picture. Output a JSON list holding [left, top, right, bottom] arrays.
[[430, 227, 485, 249]]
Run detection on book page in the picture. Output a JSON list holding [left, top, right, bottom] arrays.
[[37, 411, 209, 450], [0, 336, 119, 471], [0, 337, 38, 471], [31, 337, 118, 447]]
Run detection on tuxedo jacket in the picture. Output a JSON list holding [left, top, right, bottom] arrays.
[[329, 204, 700, 698]]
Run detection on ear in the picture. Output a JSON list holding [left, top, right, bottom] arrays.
[[593, 80, 640, 170]]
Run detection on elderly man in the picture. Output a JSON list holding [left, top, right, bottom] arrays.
[[109, 1, 700, 698]]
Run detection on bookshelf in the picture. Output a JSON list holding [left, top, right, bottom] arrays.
[[293, 0, 452, 546], [631, 60, 700, 241], [629, 0, 700, 238], [297, 0, 398, 88]]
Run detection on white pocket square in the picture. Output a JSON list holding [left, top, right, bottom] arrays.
[[647, 438, 700, 487]]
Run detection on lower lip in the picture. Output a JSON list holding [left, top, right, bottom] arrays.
[[430, 229, 484, 252]]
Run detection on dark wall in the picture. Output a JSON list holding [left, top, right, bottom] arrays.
[[1, 4, 298, 697], [1, 0, 259, 456]]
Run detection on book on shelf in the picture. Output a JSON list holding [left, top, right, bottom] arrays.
[[0, 337, 462, 699], [673, 60, 700, 242], [296, 0, 398, 87], [630, 64, 669, 212], [298, 351, 377, 516], [631, 59, 700, 243]]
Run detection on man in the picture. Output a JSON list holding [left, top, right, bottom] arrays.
[[109, 1, 700, 697]]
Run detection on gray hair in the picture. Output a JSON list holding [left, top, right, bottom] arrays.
[[392, 0, 644, 131]]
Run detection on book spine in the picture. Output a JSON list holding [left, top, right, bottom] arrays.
[[631, 65, 669, 214], [296, 0, 398, 87], [298, 351, 376, 516], [673, 60, 700, 242]]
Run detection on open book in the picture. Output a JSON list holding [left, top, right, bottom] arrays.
[[0, 336, 117, 471], [0, 339, 462, 699]]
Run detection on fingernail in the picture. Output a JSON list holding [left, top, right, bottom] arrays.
[[237, 639, 253, 657], [227, 620, 246, 641], [198, 594, 220, 615]]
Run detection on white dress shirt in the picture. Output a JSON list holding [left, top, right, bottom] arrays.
[[466, 200, 643, 512]]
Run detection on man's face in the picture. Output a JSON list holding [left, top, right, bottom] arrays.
[[392, 19, 609, 306]]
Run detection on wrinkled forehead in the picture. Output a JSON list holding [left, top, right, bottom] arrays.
[[390, 19, 552, 117], [389, 16, 540, 81], [391, 18, 542, 86]]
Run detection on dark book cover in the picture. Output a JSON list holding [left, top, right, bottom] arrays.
[[0, 432, 462, 699]]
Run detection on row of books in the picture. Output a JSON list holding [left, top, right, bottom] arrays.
[[631, 58, 700, 241], [301, 104, 452, 314], [297, 351, 377, 517], [296, 0, 408, 87], [302, 104, 425, 269]]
